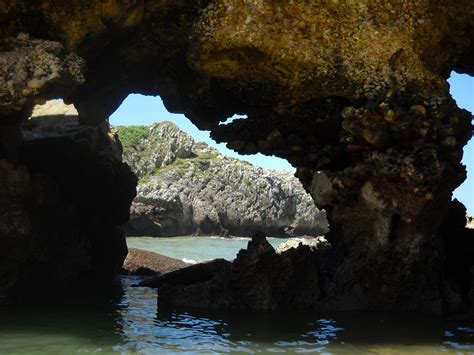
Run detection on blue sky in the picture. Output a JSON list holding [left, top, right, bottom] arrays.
[[110, 73, 473, 213], [448, 73, 473, 214], [110, 95, 295, 170]]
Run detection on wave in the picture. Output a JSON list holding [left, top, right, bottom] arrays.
[[288, 236, 319, 242], [209, 236, 251, 241], [182, 258, 198, 264]]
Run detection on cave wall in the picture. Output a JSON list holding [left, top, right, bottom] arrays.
[[0, 0, 473, 312], [0, 108, 137, 301]]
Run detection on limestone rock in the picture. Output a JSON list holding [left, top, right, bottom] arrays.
[[0, 34, 85, 120], [120, 122, 328, 238], [0, 0, 473, 314], [275, 237, 330, 254], [31, 100, 78, 117]]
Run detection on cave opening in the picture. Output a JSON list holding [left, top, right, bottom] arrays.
[[107, 93, 329, 267], [1, 1, 474, 352], [0, 0, 473, 321], [449, 72, 474, 216]]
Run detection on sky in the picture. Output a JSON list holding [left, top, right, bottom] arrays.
[[110, 73, 473, 213]]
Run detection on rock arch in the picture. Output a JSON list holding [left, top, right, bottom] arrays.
[[0, 0, 473, 313]]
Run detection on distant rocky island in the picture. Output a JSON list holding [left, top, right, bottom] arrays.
[[118, 122, 327, 238]]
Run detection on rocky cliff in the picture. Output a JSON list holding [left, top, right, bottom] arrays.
[[119, 122, 327, 238]]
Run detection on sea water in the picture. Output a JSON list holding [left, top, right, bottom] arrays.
[[126, 236, 290, 263], [0, 236, 472, 354]]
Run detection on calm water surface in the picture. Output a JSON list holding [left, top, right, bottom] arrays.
[[126, 236, 288, 263], [0, 236, 472, 354]]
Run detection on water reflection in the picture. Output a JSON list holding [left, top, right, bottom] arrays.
[[0, 276, 473, 353], [0, 282, 128, 354]]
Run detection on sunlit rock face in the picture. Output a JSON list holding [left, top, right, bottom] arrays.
[[0, 1, 473, 313], [120, 122, 328, 238]]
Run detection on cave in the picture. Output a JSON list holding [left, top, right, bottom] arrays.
[[0, 1, 473, 315]]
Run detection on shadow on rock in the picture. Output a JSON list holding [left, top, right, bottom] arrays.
[[141, 232, 328, 312]]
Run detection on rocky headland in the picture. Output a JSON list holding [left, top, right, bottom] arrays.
[[119, 122, 328, 238]]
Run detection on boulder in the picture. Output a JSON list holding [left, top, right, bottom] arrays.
[[121, 248, 187, 276]]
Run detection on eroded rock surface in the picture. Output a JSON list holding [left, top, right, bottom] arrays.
[[0, 1, 473, 313], [275, 237, 330, 254], [120, 122, 327, 238], [0, 33, 85, 121]]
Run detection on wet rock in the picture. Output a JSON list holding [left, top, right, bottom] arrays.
[[121, 248, 187, 276], [145, 232, 321, 312]]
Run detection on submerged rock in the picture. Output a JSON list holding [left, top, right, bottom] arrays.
[[121, 248, 187, 277]]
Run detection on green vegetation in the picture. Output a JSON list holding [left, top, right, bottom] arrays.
[[116, 125, 150, 145], [138, 150, 221, 184], [195, 150, 219, 162], [120, 122, 241, 184], [244, 179, 254, 190], [160, 158, 192, 176]]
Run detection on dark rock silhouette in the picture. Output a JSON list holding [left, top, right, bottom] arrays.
[[0, 1, 473, 313]]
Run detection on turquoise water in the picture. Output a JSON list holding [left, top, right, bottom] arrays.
[[0, 236, 473, 354], [126, 236, 289, 263]]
